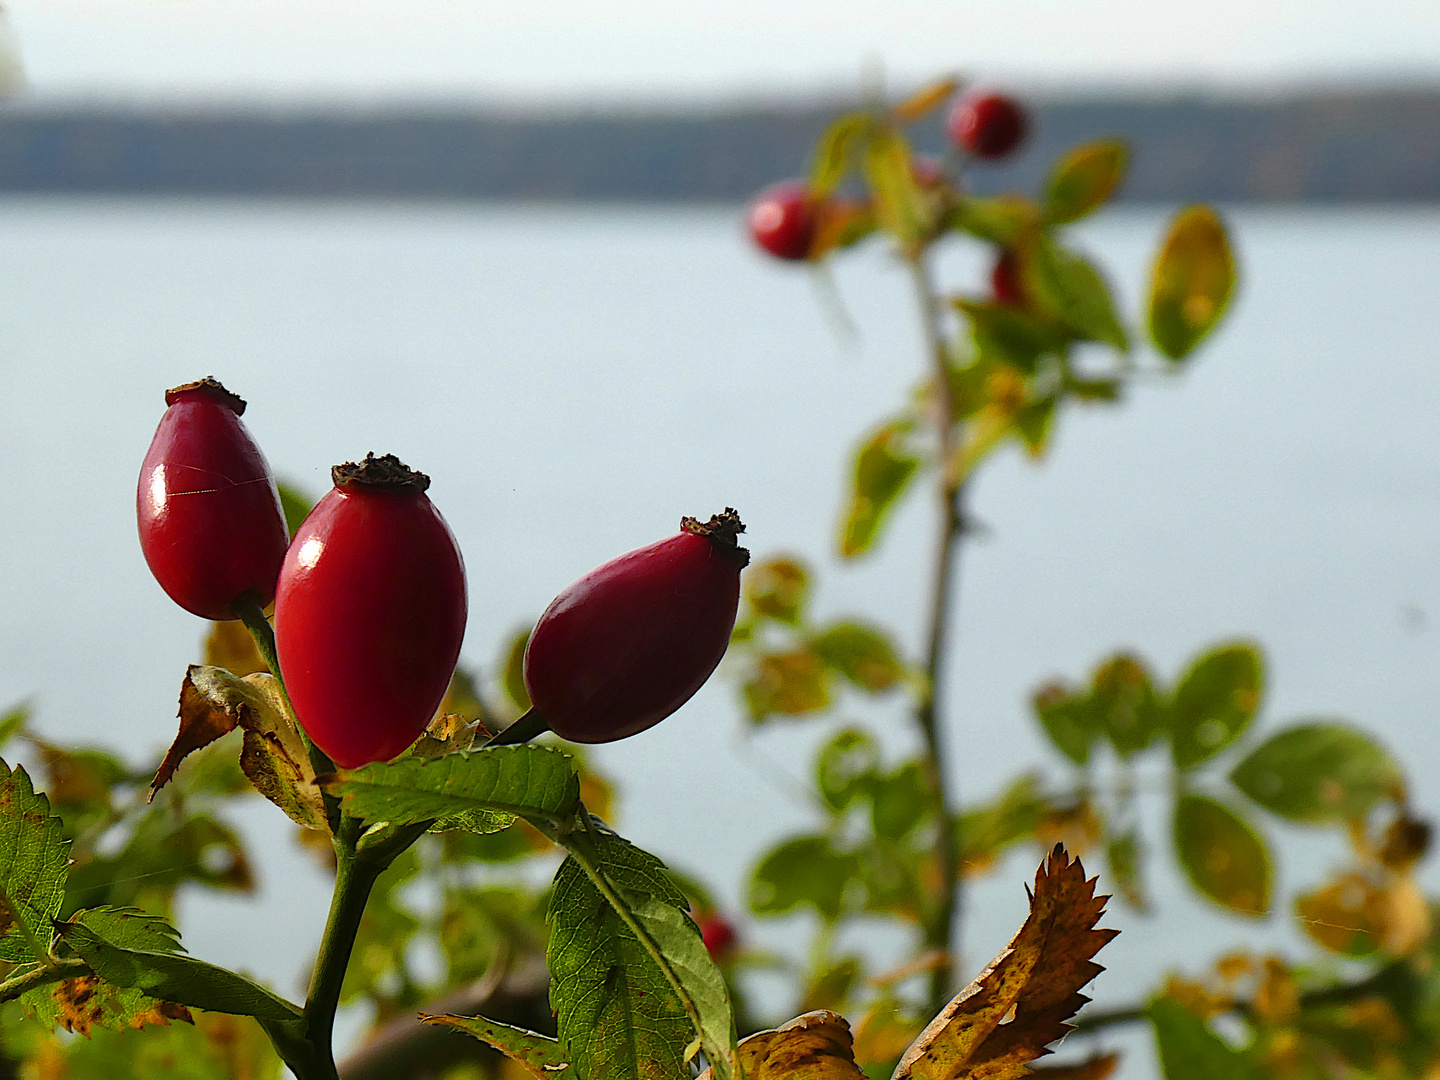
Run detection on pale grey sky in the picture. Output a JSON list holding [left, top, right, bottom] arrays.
[[7, 0, 1440, 105]]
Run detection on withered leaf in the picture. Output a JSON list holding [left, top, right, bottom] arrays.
[[24, 973, 193, 1037], [1029, 1054, 1119, 1079], [893, 845, 1117, 1080], [699, 1010, 865, 1080], [152, 666, 328, 832]]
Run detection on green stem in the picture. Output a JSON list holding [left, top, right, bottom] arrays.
[[906, 252, 966, 1016], [0, 957, 90, 1004]]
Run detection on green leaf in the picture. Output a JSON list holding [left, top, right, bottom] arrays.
[[1043, 139, 1129, 225], [947, 194, 1043, 245], [1148, 205, 1237, 361], [22, 908, 192, 1035], [1091, 653, 1162, 758], [744, 557, 811, 625], [839, 419, 923, 559], [502, 626, 532, 714], [1026, 238, 1129, 351], [0, 760, 70, 962], [1230, 721, 1403, 824], [954, 298, 1066, 376], [742, 648, 832, 723], [1173, 793, 1272, 916], [957, 773, 1049, 875], [869, 762, 930, 840], [274, 480, 314, 538], [1012, 395, 1059, 457], [811, 113, 871, 195], [749, 836, 856, 921], [55, 919, 301, 1021], [0, 704, 26, 752], [549, 826, 735, 1080], [1031, 682, 1099, 766], [1170, 642, 1264, 769], [1106, 830, 1148, 911], [862, 128, 927, 249], [1148, 997, 1257, 1080], [816, 728, 881, 813], [810, 621, 905, 693], [423, 1014, 568, 1078], [322, 745, 581, 833]]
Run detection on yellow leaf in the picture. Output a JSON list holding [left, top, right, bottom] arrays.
[[892, 78, 960, 123], [203, 618, 267, 677], [1147, 205, 1236, 361], [699, 1010, 865, 1080], [893, 846, 1117, 1080]]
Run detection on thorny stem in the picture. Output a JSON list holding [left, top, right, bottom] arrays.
[[906, 252, 967, 1016]]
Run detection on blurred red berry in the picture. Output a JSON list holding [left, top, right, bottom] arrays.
[[699, 914, 737, 958], [911, 155, 945, 190], [991, 248, 1025, 306], [747, 181, 817, 261], [947, 92, 1027, 160]]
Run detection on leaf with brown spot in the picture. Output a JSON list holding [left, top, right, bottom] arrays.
[[893, 846, 1117, 1080], [698, 1011, 865, 1080], [153, 666, 328, 832], [422, 1014, 570, 1077], [0, 759, 69, 963]]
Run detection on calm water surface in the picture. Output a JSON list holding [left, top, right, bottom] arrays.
[[1, 199, 1437, 1073]]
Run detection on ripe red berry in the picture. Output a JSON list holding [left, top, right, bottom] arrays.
[[523, 510, 749, 744], [947, 92, 1027, 160], [137, 377, 289, 621], [698, 914, 738, 959], [274, 454, 467, 769], [991, 247, 1025, 306], [747, 182, 817, 261]]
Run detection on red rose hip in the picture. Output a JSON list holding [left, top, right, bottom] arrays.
[[947, 92, 1027, 160], [747, 182, 817, 261], [274, 453, 467, 769], [522, 509, 749, 744], [137, 377, 289, 621]]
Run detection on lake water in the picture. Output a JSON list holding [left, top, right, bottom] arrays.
[[1, 198, 1438, 1075]]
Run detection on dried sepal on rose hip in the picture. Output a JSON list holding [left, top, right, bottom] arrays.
[[137, 376, 290, 621], [274, 453, 467, 769], [518, 509, 749, 745]]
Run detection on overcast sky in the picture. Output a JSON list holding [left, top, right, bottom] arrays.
[[7, 0, 1440, 106]]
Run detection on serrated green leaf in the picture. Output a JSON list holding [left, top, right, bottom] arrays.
[[1031, 682, 1099, 767], [811, 113, 871, 195], [839, 419, 923, 559], [1026, 238, 1129, 351], [749, 836, 856, 922], [1148, 997, 1257, 1080], [1148, 205, 1236, 361], [548, 825, 735, 1080], [21, 908, 192, 1035], [322, 744, 581, 833], [1231, 721, 1403, 823], [1173, 793, 1271, 916], [0, 760, 70, 962], [423, 1014, 568, 1077], [56, 920, 301, 1021], [816, 728, 881, 814], [1044, 139, 1129, 225], [1170, 642, 1264, 769], [810, 621, 905, 693]]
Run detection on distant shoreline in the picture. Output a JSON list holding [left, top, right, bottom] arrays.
[[0, 88, 1435, 202]]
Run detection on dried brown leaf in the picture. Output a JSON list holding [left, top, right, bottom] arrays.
[[699, 1010, 865, 1080], [151, 666, 328, 832], [893, 845, 1117, 1080], [1028, 1053, 1119, 1080]]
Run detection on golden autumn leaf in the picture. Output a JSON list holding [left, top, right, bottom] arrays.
[[892, 845, 1117, 1080], [698, 1010, 864, 1080]]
